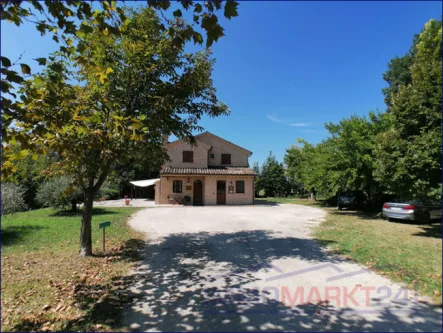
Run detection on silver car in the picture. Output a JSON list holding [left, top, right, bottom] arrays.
[[382, 198, 442, 223]]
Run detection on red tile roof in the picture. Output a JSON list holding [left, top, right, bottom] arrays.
[[161, 167, 257, 176]]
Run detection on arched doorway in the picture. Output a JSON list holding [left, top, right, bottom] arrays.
[[193, 180, 203, 206]]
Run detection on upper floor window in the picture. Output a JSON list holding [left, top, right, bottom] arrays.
[[236, 180, 245, 193], [173, 180, 183, 193], [183, 151, 193, 163], [209, 153, 215, 158], [221, 153, 231, 165]]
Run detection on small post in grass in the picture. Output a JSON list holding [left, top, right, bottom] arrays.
[[99, 221, 111, 252]]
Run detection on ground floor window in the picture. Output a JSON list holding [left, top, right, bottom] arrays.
[[235, 180, 245, 193], [173, 180, 183, 193]]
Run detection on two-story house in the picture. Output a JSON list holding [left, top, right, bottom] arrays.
[[154, 132, 256, 205]]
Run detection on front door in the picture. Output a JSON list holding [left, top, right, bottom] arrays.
[[193, 180, 203, 206], [217, 181, 226, 205]]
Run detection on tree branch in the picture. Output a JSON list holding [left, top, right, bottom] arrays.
[[93, 161, 112, 193]]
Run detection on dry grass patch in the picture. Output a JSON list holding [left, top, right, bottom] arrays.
[[1, 207, 145, 332]]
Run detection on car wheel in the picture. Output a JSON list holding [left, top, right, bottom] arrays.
[[422, 212, 431, 224], [388, 218, 395, 222]]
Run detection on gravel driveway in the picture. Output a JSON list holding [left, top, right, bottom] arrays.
[[123, 202, 442, 332]]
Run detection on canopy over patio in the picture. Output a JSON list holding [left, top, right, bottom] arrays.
[[129, 178, 160, 187], [129, 178, 160, 200]]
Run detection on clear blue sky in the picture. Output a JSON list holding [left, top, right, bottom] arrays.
[[2, 1, 441, 166]]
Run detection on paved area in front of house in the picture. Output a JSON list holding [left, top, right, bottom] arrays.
[[122, 203, 442, 332]]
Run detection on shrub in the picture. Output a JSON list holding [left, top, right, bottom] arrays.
[[1, 183, 28, 215], [99, 187, 120, 200], [36, 176, 83, 212]]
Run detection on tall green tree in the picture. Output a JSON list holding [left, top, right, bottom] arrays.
[[285, 112, 390, 202], [8, 7, 233, 256], [258, 152, 289, 197], [252, 161, 261, 197], [324, 112, 390, 201], [374, 19, 442, 198], [381, 35, 418, 107], [292, 139, 338, 199], [284, 145, 307, 197], [284, 19, 441, 206], [1, 1, 239, 155]]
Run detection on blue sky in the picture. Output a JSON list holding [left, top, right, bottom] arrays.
[[2, 1, 441, 166]]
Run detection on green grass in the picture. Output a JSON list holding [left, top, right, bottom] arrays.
[[2, 207, 140, 254], [315, 209, 442, 302], [257, 197, 321, 207], [1, 207, 145, 332], [258, 197, 442, 303]]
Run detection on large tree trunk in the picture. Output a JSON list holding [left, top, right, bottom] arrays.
[[71, 200, 77, 213], [79, 190, 94, 256], [78, 165, 111, 256]]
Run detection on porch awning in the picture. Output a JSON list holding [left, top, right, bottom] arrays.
[[129, 178, 160, 187]]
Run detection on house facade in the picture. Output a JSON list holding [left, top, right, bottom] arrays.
[[154, 132, 256, 205]]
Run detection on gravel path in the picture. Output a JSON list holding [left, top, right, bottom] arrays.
[[122, 203, 442, 332]]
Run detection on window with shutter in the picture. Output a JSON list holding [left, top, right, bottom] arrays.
[[182, 151, 193, 163], [221, 153, 231, 165], [173, 180, 183, 193], [235, 180, 245, 193]]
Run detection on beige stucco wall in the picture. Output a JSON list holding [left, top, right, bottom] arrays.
[[197, 132, 250, 167], [154, 180, 160, 205], [158, 175, 254, 205], [158, 176, 205, 205], [204, 176, 254, 205], [162, 140, 209, 169]]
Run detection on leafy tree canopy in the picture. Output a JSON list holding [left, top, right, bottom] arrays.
[[257, 152, 290, 197], [374, 19, 442, 198], [285, 19, 442, 204], [1, 0, 238, 148], [2, 4, 237, 256]]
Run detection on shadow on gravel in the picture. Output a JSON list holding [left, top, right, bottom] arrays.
[[120, 230, 442, 332]]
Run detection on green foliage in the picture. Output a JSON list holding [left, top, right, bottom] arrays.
[[252, 162, 261, 197], [36, 176, 83, 212], [3, 5, 235, 255], [283, 147, 308, 197], [99, 186, 120, 200], [1, 183, 28, 215], [5, 144, 57, 209], [2, 0, 239, 176], [374, 19, 442, 199], [284, 19, 442, 205], [256, 152, 290, 197], [107, 161, 160, 198], [323, 112, 390, 199]]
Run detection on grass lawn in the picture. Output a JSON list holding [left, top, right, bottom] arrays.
[[1, 207, 145, 332], [258, 197, 442, 303], [257, 197, 320, 207]]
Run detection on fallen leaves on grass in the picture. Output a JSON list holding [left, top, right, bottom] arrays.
[[1, 241, 144, 332]]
